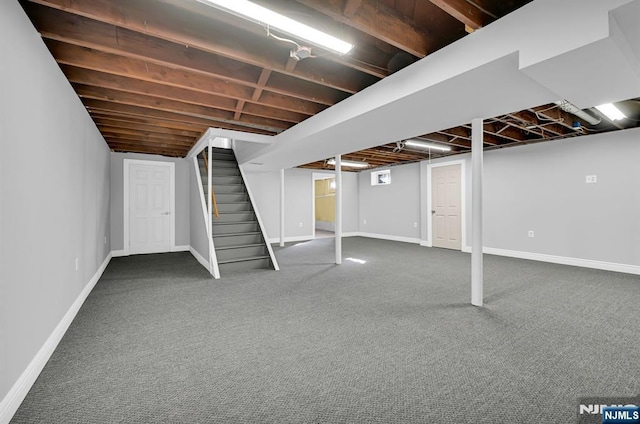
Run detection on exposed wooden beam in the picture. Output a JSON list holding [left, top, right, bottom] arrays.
[[106, 142, 188, 157], [97, 126, 196, 144], [90, 112, 209, 133], [94, 118, 202, 138], [162, 0, 391, 78], [47, 41, 330, 114], [285, 57, 298, 73], [343, 0, 363, 17], [505, 110, 568, 137], [62, 66, 307, 124], [105, 137, 190, 150], [26, 5, 350, 106], [437, 127, 501, 145], [234, 101, 246, 121], [252, 68, 273, 102], [26, 0, 376, 94], [530, 105, 589, 131], [83, 99, 278, 135], [74, 84, 293, 132], [428, 0, 494, 30], [295, 0, 437, 57]]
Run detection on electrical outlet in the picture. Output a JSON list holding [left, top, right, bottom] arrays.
[[299, 222, 303, 228], [413, 222, 418, 228], [75, 258, 79, 271], [585, 175, 597, 184], [528, 231, 535, 238], [363, 219, 367, 225], [104, 236, 107, 244]]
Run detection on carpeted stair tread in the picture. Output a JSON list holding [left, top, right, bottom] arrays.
[[213, 231, 262, 238], [216, 255, 270, 264], [215, 243, 265, 251]]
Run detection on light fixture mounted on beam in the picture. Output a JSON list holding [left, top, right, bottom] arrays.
[[404, 139, 451, 152], [595, 103, 626, 121], [195, 0, 354, 55], [327, 158, 369, 168]]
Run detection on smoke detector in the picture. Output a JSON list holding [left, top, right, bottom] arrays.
[[290, 46, 313, 61]]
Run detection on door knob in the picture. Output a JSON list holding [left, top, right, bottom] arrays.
[[431, 210, 436, 214]]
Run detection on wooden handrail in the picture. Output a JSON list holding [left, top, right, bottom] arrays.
[[202, 151, 219, 218]]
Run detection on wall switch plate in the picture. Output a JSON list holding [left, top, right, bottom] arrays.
[[528, 231, 535, 238], [104, 236, 107, 244], [363, 219, 366, 225], [586, 175, 597, 183]]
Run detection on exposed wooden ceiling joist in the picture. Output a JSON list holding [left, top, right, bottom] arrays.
[[75, 84, 292, 132], [47, 41, 330, 114], [83, 99, 277, 135], [24, 0, 624, 166], [428, 0, 495, 31], [27, 0, 378, 93], [295, 0, 437, 57], [63, 66, 309, 124]]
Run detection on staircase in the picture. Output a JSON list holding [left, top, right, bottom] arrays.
[[198, 147, 274, 274]]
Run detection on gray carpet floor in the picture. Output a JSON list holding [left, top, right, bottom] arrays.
[[11, 237, 640, 423]]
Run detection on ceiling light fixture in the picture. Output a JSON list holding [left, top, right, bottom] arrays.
[[595, 103, 626, 121], [327, 158, 369, 168], [404, 140, 451, 152], [195, 0, 354, 55]]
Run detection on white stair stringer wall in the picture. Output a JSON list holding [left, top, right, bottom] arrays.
[[234, 154, 280, 272]]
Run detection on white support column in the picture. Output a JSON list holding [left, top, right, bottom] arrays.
[[471, 118, 484, 306], [280, 169, 285, 247], [335, 155, 342, 264]]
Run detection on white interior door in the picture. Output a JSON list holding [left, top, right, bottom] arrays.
[[128, 162, 172, 254], [432, 164, 462, 250]]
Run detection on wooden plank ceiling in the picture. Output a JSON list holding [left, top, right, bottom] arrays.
[[20, 0, 640, 167]]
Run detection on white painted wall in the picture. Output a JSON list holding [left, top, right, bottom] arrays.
[[482, 128, 640, 267], [358, 163, 421, 242], [189, 159, 209, 266], [0, 0, 111, 416], [244, 167, 359, 242], [357, 127, 640, 272], [110, 153, 190, 252]]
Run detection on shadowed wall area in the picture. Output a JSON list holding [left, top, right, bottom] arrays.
[[11, 238, 640, 423]]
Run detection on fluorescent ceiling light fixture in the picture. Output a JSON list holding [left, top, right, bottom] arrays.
[[346, 257, 367, 264], [595, 103, 626, 121], [327, 158, 369, 168], [405, 140, 451, 152], [195, 0, 354, 55]]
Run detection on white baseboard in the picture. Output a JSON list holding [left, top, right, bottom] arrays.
[[357, 232, 421, 244], [113, 245, 189, 257], [189, 247, 210, 271], [269, 233, 420, 244], [0, 252, 112, 424], [268, 232, 364, 245], [481, 247, 640, 275], [420, 240, 432, 247], [268, 234, 315, 244]]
